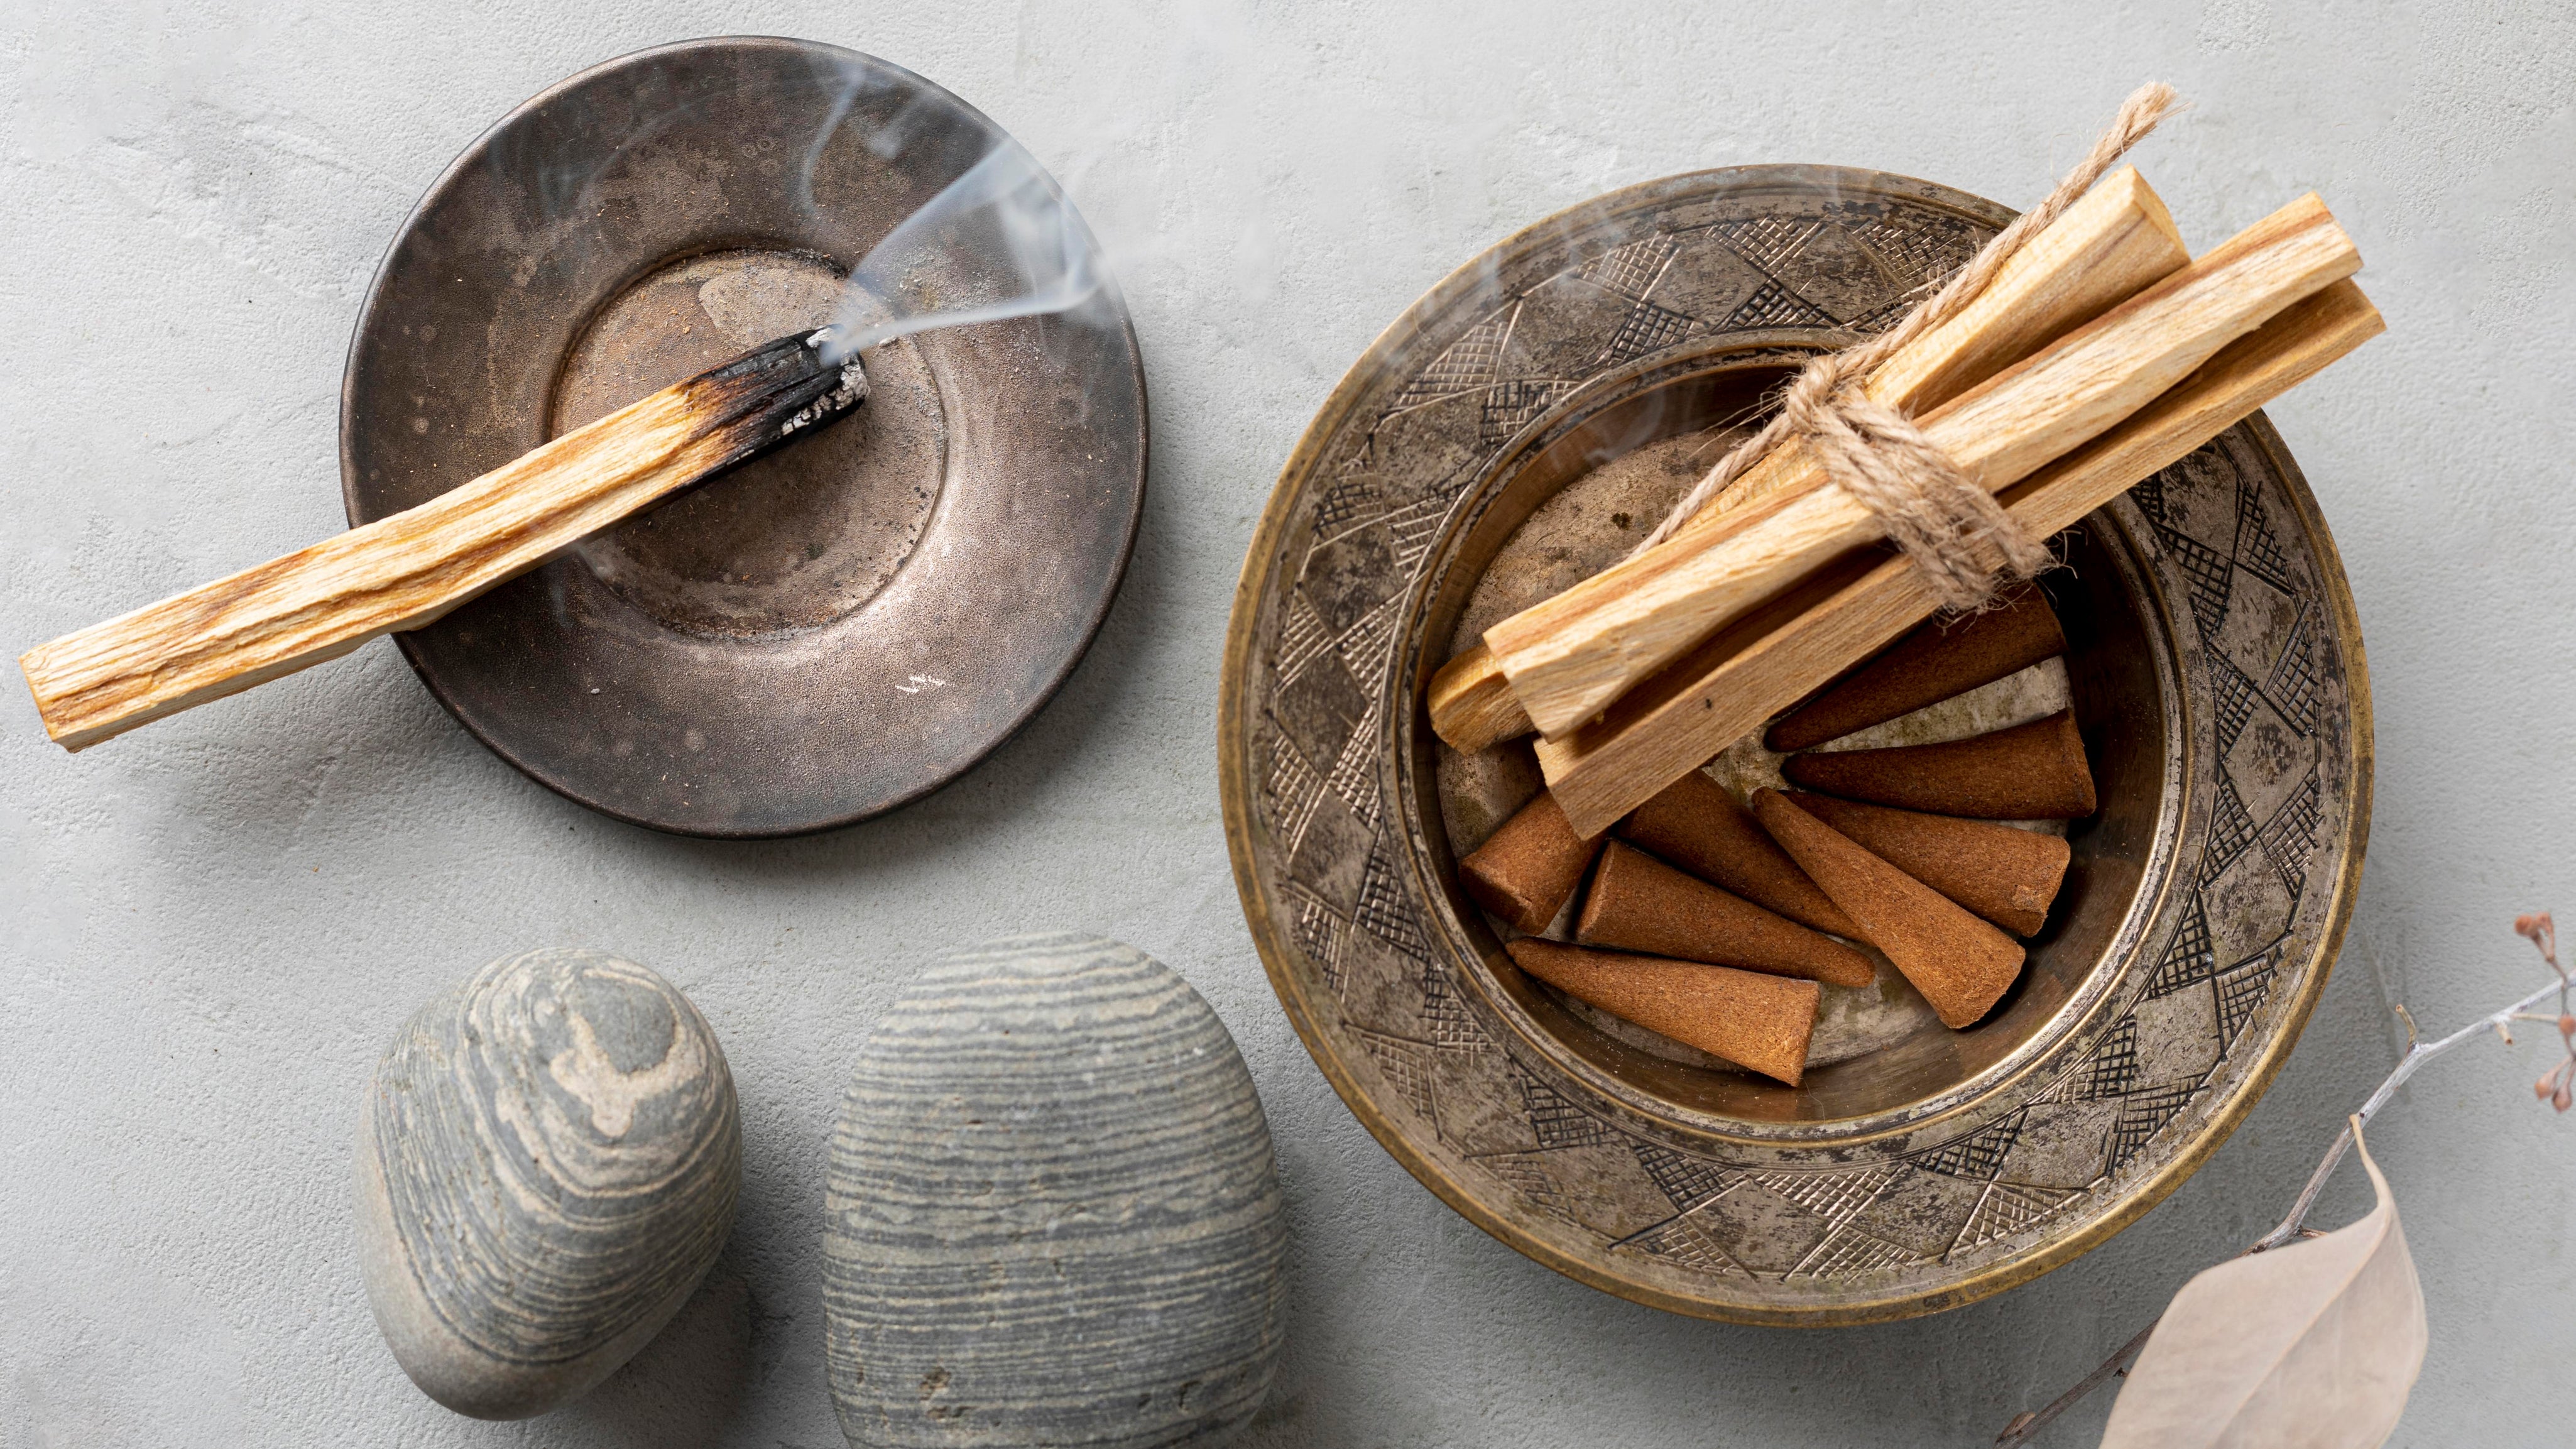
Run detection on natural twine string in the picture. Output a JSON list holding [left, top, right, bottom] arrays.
[[1635, 82, 2186, 611]]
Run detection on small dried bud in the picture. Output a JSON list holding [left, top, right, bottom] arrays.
[[2518, 912, 2560, 962], [2560, 1013, 2575, 1039], [2556, 1080, 2572, 1113]]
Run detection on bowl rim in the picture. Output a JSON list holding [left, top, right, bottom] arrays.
[[1220, 162, 2372, 1323]]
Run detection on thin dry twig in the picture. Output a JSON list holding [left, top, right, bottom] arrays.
[[1994, 914, 2576, 1446]]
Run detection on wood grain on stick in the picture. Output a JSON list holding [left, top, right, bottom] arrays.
[[1488, 194, 2360, 741], [20, 336, 863, 750], [1536, 279, 2382, 837], [1424, 640, 1532, 753], [1424, 168, 2187, 753], [1698, 167, 2190, 527]]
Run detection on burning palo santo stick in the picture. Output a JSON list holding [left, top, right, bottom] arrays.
[[1489, 192, 2359, 741], [1427, 166, 2190, 753], [20, 333, 867, 751], [1535, 278, 2382, 838]]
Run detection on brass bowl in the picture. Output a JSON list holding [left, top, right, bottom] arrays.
[[1220, 166, 2369, 1323]]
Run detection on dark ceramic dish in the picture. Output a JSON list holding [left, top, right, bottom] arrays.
[[343, 38, 1145, 836]]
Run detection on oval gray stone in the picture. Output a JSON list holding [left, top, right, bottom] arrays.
[[356, 948, 741, 1419], [825, 933, 1287, 1448]]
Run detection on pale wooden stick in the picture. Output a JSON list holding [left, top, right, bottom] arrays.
[[1426, 167, 2188, 752], [1536, 279, 2382, 837], [21, 336, 865, 750], [1490, 193, 2359, 741], [1711, 167, 2190, 527], [1424, 641, 1529, 753]]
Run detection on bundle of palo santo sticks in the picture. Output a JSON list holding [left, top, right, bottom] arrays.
[[1430, 85, 2382, 850]]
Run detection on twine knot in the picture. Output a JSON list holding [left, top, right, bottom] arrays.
[[1775, 352, 2057, 610]]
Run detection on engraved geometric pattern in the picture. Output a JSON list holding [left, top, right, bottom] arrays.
[[2217, 952, 2281, 1047], [2161, 517, 2235, 630], [1481, 378, 1581, 446], [1288, 887, 1347, 997], [1918, 1112, 2024, 1179], [1753, 1167, 1902, 1227], [1620, 1211, 1749, 1276], [1260, 728, 1324, 842], [1481, 1154, 1580, 1226], [1394, 308, 1512, 409], [2268, 603, 2323, 735], [1725, 279, 1836, 332], [1598, 299, 1701, 366], [2105, 1083, 2205, 1173], [1793, 1225, 1930, 1278], [1323, 701, 1383, 831], [1336, 593, 1407, 693], [2140, 895, 2217, 1002], [1274, 589, 1333, 686], [2069, 1016, 2142, 1098], [1520, 1073, 1617, 1150], [1581, 236, 1680, 300], [2212, 654, 2262, 752], [1357, 1031, 1439, 1120], [2260, 768, 2325, 899], [2234, 475, 2298, 593], [1232, 170, 2359, 1316], [1956, 1184, 2082, 1253], [1312, 463, 1384, 535], [1382, 493, 1456, 579], [2203, 777, 2262, 883], [1709, 214, 1822, 273], [1416, 962, 1483, 1048], [1354, 834, 1429, 958], [1845, 216, 1969, 285], [1632, 1142, 1740, 1210]]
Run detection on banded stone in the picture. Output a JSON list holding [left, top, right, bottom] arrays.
[[825, 934, 1287, 1448], [356, 948, 740, 1419]]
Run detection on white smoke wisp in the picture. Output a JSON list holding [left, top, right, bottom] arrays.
[[814, 138, 1103, 365]]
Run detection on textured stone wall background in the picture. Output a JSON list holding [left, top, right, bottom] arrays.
[[3, 2, 2570, 1444]]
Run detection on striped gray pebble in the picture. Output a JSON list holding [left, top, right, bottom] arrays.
[[355, 948, 740, 1419], [826, 933, 1287, 1449]]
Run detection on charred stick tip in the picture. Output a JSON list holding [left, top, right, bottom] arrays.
[[682, 331, 870, 478]]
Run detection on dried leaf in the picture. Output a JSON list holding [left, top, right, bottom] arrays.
[[2100, 1120, 2426, 1448]]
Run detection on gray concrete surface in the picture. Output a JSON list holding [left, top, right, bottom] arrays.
[[4, 2, 2571, 1444]]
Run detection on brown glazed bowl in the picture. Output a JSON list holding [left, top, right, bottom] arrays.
[[1220, 166, 2369, 1322]]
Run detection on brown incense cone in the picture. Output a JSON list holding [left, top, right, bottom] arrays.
[[1750, 790, 2024, 1029], [1615, 770, 1865, 940], [1787, 794, 2070, 938], [1767, 584, 2068, 752], [1782, 709, 2097, 819], [1507, 938, 1816, 1086], [1458, 790, 1605, 933], [1576, 841, 1875, 988]]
